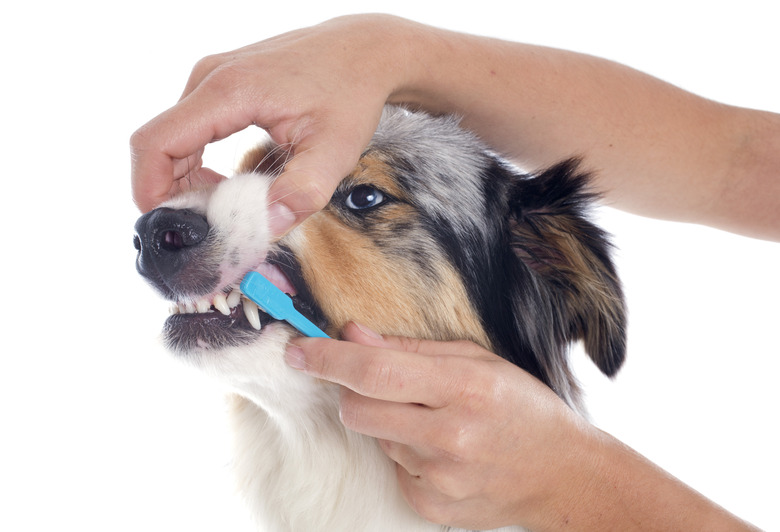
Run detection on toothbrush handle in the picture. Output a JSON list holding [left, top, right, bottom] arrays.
[[286, 311, 330, 338], [240, 272, 330, 338]]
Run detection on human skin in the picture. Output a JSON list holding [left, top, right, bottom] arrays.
[[130, 14, 780, 241], [286, 323, 759, 531], [130, 14, 777, 530]]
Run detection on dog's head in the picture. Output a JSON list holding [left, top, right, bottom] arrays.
[[134, 107, 626, 410]]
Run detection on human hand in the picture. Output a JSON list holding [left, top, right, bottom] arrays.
[[130, 14, 412, 235], [286, 322, 596, 531]]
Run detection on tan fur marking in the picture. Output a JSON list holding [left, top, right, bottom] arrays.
[[290, 213, 491, 348], [346, 153, 407, 199]]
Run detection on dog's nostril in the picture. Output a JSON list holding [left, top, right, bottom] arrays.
[[134, 207, 211, 287], [162, 230, 185, 251], [142, 208, 210, 252]]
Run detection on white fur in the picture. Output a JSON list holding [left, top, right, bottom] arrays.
[[162, 172, 526, 532]]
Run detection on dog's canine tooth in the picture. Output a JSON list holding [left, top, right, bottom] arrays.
[[243, 298, 262, 330], [226, 289, 242, 309], [213, 293, 231, 316]]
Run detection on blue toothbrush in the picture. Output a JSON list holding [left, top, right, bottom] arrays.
[[240, 271, 330, 338]]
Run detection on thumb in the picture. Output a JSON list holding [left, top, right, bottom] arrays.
[[265, 112, 383, 237], [265, 146, 342, 237]]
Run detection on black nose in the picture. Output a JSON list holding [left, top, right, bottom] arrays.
[[134, 208, 213, 298]]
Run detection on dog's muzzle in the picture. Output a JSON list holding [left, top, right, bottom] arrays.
[[133, 208, 219, 300]]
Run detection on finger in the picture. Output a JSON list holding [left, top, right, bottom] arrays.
[[288, 337, 450, 407], [395, 469, 463, 528], [265, 108, 384, 236], [179, 34, 286, 100], [341, 321, 496, 361], [170, 147, 205, 179], [339, 388, 436, 445], [264, 154, 338, 237], [179, 52, 227, 101], [169, 167, 228, 198], [265, 139, 361, 237], [130, 82, 260, 212]]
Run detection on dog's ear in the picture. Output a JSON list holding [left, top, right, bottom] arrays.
[[507, 159, 627, 377], [237, 140, 289, 177]]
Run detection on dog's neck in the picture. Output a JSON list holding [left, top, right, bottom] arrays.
[[205, 327, 523, 531], [226, 385, 438, 531]]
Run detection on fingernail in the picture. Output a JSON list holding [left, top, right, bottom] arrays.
[[354, 321, 383, 340], [267, 202, 296, 238], [285, 343, 307, 370]]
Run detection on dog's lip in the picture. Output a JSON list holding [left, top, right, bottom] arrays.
[[166, 263, 292, 316], [162, 255, 327, 339], [165, 301, 270, 331]]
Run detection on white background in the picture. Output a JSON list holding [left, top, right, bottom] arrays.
[[1, 0, 777, 530]]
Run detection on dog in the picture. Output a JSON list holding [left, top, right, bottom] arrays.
[[134, 106, 627, 531]]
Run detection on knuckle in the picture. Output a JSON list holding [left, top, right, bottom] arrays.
[[406, 486, 453, 525], [198, 64, 244, 100], [433, 358, 488, 408], [443, 426, 473, 461], [357, 355, 395, 396], [208, 62, 244, 85], [188, 59, 250, 105], [190, 53, 227, 79], [277, 173, 331, 215], [305, 345, 329, 376], [423, 462, 472, 503], [453, 362, 501, 406], [412, 500, 447, 525], [338, 389, 363, 430], [422, 425, 472, 476], [397, 336, 424, 353], [129, 125, 151, 152], [295, 179, 330, 212]]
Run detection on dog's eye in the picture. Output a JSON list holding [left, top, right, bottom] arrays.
[[345, 185, 385, 210]]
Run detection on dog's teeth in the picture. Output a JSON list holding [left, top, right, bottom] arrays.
[[196, 298, 211, 314], [226, 289, 242, 308], [213, 293, 230, 316], [243, 298, 262, 330], [171, 290, 243, 317]]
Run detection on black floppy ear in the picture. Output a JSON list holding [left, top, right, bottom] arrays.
[[508, 159, 627, 377]]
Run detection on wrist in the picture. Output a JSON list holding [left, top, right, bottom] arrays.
[[516, 413, 607, 531], [534, 422, 759, 532]]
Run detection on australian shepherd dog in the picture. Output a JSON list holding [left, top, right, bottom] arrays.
[[134, 106, 627, 531]]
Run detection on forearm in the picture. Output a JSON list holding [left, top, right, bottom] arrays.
[[382, 16, 780, 240], [533, 424, 759, 532]]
